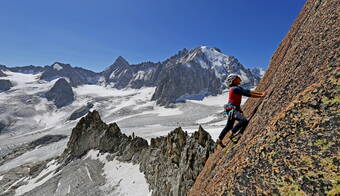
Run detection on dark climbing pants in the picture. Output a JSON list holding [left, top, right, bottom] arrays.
[[218, 110, 248, 140]]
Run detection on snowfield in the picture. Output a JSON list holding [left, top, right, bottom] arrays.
[[86, 150, 151, 196]]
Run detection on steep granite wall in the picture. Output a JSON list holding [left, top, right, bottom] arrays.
[[189, 0, 339, 195]]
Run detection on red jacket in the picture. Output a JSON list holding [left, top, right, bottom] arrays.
[[228, 86, 251, 110]]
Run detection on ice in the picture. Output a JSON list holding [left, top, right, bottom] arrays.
[[86, 150, 151, 196], [85, 165, 94, 182], [4, 177, 27, 193], [196, 115, 217, 124], [188, 91, 227, 106], [15, 160, 61, 196], [53, 63, 63, 71], [134, 70, 146, 80], [0, 139, 67, 173]]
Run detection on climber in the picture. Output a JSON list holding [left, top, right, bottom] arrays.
[[216, 74, 266, 147]]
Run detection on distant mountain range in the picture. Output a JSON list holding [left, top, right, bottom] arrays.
[[0, 46, 265, 106]]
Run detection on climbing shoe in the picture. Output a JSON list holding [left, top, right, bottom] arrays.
[[216, 139, 226, 148], [229, 135, 239, 143]]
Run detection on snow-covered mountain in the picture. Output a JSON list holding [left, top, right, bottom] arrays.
[[250, 67, 266, 78], [0, 46, 264, 106], [1, 63, 100, 87], [40, 62, 100, 87], [102, 46, 263, 106], [100, 56, 162, 89], [176, 46, 259, 86]]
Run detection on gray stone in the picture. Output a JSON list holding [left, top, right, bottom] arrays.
[[0, 80, 12, 92], [45, 78, 74, 108]]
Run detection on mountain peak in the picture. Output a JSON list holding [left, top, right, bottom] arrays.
[[51, 62, 71, 71], [197, 46, 222, 53], [113, 56, 129, 66]]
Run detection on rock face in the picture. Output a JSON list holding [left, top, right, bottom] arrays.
[[151, 51, 222, 105], [40, 62, 100, 87], [189, 0, 339, 195], [45, 78, 74, 108], [0, 79, 12, 92], [61, 111, 215, 196]]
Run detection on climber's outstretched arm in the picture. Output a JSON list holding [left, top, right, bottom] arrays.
[[250, 90, 266, 98]]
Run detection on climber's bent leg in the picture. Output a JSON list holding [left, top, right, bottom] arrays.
[[218, 110, 235, 140], [230, 110, 248, 135]]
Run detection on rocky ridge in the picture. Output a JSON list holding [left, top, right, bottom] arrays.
[[0, 110, 215, 195], [59, 110, 216, 196], [189, 0, 339, 195]]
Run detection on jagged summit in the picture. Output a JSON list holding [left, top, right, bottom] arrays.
[[58, 110, 216, 195], [114, 56, 129, 66]]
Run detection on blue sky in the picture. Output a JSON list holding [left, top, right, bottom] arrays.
[[0, 0, 306, 72]]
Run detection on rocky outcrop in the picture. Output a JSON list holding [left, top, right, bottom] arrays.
[[45, 78, 74, 108], [68, 102, 94, 120], [61, 110, 140, 161], [60, 110, 216, 195], [0, 79, 12, 92], [140, 126, 215, 196], [189, 0, 339, 195]]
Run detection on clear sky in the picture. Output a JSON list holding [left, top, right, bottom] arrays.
[[0, 0, 306, 72]]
